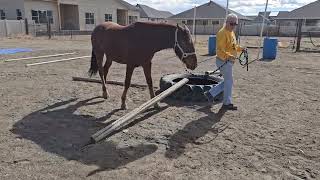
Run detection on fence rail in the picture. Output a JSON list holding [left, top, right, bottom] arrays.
[[1, 19, 319, 38], [0, 20, 25, 37]]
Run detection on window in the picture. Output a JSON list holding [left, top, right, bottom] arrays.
[[128, 16, 137, 24], [195, 20, 202, 25], [0, 9, 5, 20], [187, 20, 193, 25], [182, 20, 186, 24], [38, 10, 47, 23], [212, 20, 219, 25], [105, 14, 112, 22], [85, 12, 94, 24], [31, 10, 38, 23], [16, 9, 22, 20], [31, 10, 53, 24], [47, 10, 53, 24], [202, 20, 208, 25], [305, 19, 318, 26]]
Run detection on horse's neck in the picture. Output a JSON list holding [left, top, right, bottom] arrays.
[[141, 24, 175, 52]]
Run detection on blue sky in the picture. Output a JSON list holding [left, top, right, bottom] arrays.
[[126, 0, 316, 15]]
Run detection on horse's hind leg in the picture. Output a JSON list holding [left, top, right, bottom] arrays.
[[142, 62, 160, 109], [103, 57, 112, 84], [96, 51, 108, 99], [121, 64, 135, 110]]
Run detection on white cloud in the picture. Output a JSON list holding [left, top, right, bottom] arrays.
[[125, 0, 317, 15]]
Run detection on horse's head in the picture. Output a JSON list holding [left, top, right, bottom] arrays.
[[174, 24, 197, 70]]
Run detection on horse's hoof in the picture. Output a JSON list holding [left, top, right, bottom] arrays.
[[102, 92, 109, 99], [121, 104, 127, 110]]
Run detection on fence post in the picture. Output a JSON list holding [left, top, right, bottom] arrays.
[[47, 18, 51, 39], [25, 18, 29, 35], [33, 21, 37, 37], [20, 20, 23, 34], [4, 19, 8, 37], [296, 19, 303, 52]]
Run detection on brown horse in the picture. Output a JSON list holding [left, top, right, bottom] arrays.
[[89, 21, 197, 109]]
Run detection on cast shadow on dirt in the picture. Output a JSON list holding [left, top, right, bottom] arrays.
[[11, 97, 167, 176], [162, 99, 228, 159]]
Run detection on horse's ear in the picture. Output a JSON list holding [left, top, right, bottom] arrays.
[[184, 24, 191, 33]]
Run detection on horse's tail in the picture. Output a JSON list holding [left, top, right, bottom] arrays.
[[88, 49, 98, 77]]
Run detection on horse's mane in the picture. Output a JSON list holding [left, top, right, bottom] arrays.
[[128, 21, 176, 29]]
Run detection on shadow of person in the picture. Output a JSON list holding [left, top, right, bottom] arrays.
[[165, 105, 227, 159], [11, 97, 159, 176]]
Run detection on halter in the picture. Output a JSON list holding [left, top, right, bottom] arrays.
[[174, 28, 196, 61]]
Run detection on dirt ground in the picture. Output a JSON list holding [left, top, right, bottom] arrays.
[[0, 35, 319, 180]]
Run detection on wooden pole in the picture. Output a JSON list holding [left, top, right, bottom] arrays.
[[256, 0, 269, 61], [4, 52, 77, 62], [192, 6, 196, 43], [90, 78, 189, 144], [25, 18, 29, 35], [26, 55, 90, 67], [296, 19, 303, 52], [225, 0, 229, 18], [4, 19, 8, 37], [72, 77, 149, 88], [47, 17, 52, 39]]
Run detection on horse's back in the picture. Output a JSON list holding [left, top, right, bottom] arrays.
[[91, 22, 130, 63]]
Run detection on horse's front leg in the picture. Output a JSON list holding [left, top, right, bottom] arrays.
[[121, 64, 135, 110], [143, 62, 160, 109]]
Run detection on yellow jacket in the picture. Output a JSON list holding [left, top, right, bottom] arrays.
[[216, 27, 242, 61]]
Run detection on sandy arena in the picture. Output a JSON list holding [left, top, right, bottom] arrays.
[[0, 35, 319, 179]]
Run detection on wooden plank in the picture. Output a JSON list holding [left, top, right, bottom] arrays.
[[72, 77, 149, 88], [26, 56, 90, 67], [4, 52, 77, 62], [90, 78, 189, 144]]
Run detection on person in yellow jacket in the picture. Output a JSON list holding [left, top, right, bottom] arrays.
[[205, 13, 245, 110]]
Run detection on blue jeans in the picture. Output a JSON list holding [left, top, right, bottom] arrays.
[[209, 58, 233, 105]]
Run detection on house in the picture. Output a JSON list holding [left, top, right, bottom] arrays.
[[136, 4, 173, 23], [167, 0, 249, 34], [272, 11, 296, 26], [274, 0, 320, 26], [247, 12, 275, 25], [273, 0, 320, 36], [0, 0, 25, 20], [0, 0, 140, 31]]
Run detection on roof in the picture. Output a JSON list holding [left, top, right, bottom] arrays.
[[168, 0, 249, 20], [275, 11, 290, 19], [137, 4, 173, 19], [253, 11, 272, 23], [274, 0, 320, 19], [118, 0, 139, 11]]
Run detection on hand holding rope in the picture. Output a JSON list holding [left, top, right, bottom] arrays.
[[204, 48, 249, 76]]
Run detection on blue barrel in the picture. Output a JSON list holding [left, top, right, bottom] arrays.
[[208, 35, 216, 56], [263, 37, 278, 59]]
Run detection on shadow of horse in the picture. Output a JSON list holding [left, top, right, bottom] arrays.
[[163, 100, 227, 159], [11, 97, 165, 176]]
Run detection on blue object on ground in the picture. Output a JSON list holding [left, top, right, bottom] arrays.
[[263, 37, 278, 59], [0, 48, 33, 55], [208, 35, 216, 56]]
